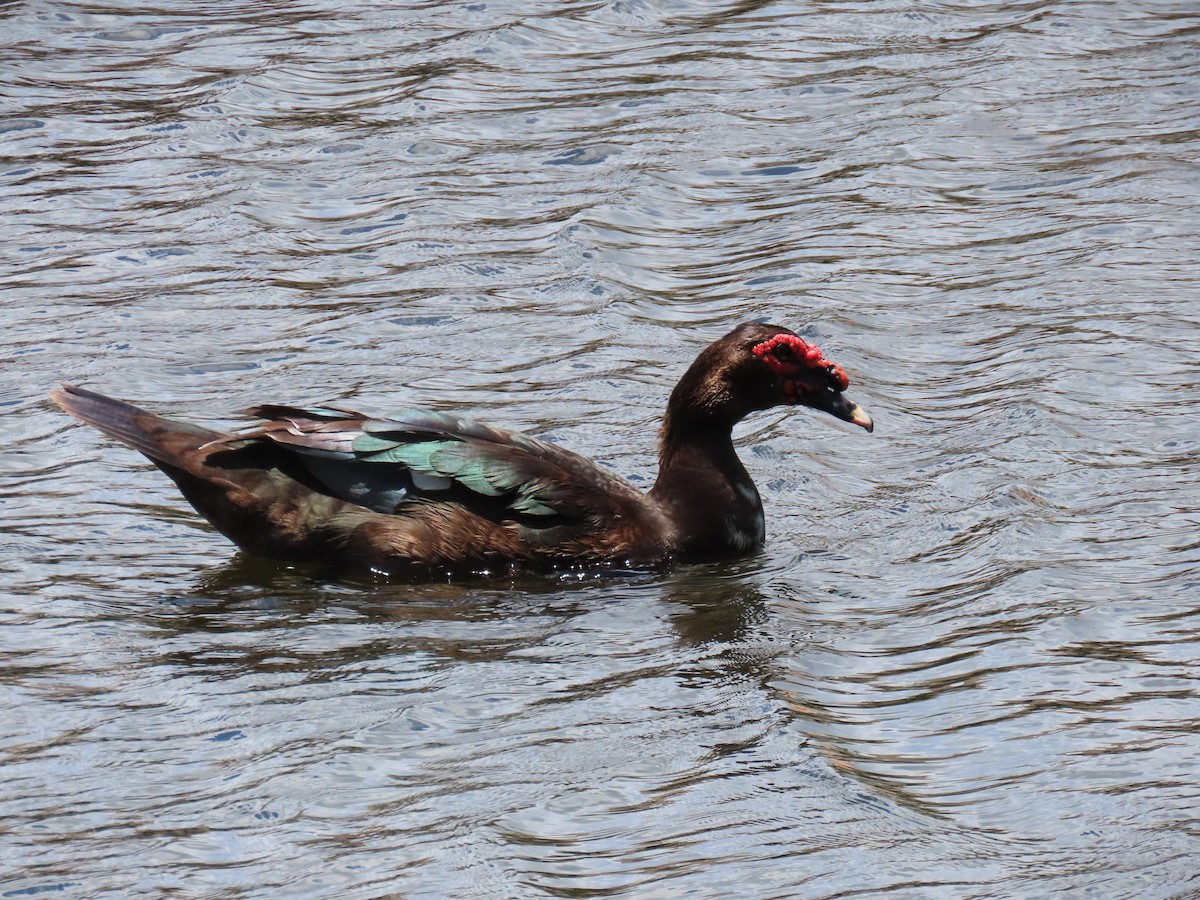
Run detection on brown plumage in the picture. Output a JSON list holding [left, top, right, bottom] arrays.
[[50, 323, 873, 576]]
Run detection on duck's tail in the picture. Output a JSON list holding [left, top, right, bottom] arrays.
[[50, 383, 370, 564], [50, 383, 223, 467]]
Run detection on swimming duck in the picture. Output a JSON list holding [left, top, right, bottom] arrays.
[[51, 323, 872, 575]]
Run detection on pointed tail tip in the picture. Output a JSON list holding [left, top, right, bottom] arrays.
[[49, 382, 78, 407], [50, 382, 115, 421], [49, 382, 83, 415]]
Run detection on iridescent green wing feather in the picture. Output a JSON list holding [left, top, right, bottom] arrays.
[[239, 406, 643, 532]]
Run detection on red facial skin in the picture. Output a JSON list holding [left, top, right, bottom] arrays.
[[751, 333, 849, 403]]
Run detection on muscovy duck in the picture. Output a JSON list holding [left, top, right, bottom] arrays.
[[50, 323, 872, 574]]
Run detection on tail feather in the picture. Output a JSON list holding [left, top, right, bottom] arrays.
[[49, 383, 376, 563], [49, 383, 224, 466]]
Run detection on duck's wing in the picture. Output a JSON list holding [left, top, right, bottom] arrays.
[[234, 405, 652, 549]]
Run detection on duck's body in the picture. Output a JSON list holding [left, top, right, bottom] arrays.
[[51, 323, 872, 575]]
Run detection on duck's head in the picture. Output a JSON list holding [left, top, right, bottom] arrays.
[[667, 322, 874, 432]]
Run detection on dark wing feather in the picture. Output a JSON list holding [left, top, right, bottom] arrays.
[[233, 406, 648, 544]]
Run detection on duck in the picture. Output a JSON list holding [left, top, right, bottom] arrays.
[[50, 322, 873, 576]]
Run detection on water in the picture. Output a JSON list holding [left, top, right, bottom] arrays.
[[3, 0, 1199, 896]]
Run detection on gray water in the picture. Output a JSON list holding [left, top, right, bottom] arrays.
[[3, 0, 1199, 897]]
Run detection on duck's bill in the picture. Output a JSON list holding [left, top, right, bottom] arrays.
[[812, 390, 874, 432]]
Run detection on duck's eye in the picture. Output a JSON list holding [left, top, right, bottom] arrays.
[[774, 344, 795, 363]]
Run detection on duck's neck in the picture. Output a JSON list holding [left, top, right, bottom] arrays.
[[648, 412, 766, 559]]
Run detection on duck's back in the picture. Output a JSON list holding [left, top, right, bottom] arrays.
[[236, 404, 673, 570]]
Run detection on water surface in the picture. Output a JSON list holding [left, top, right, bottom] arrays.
[[2, 0, 1199, 896]]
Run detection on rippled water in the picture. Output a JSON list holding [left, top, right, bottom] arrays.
[[3, 0, 1199, 896]]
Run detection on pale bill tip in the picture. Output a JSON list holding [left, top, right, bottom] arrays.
[[850, 404, 874, 433]]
